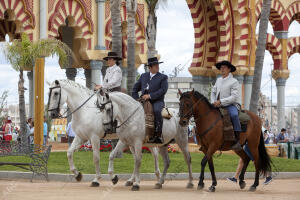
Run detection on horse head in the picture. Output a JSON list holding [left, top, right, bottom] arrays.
[[178, 89, 196, 126], [48, 80, 67, 119], [96, 88, 117, 134]]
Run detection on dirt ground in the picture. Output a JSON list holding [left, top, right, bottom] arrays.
[[1, 179, 300, 200]]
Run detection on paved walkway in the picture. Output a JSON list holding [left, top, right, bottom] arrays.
[[1, 179, 300, 200]]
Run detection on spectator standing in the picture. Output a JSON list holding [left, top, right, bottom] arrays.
[[277, 128, 288, 143], [26, 118, 32, 145], [43, 116, 48, 145], [264, 130, 270, 144], [66, 121, 76, 147], [30, 121, 34, 144]]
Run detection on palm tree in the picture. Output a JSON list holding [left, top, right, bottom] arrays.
[[4, 33, 72, 145], [126, 0, 137, 95], [249, 0, 272, 113], [145, 0, 166, 58], [110, 0, 122, 58]]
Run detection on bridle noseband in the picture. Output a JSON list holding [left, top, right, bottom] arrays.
[[47, 85, 62, 114]]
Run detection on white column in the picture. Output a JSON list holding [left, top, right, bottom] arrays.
[[243, 75, 254, 110], [90, 60, 103, 88], [276, 78, 287, 131], [95, 0, 106, 50], [191, 75, 210, 98], [233, 75, 244, 106], [27, 71, 34, 118], [40, 0, 47, 39]]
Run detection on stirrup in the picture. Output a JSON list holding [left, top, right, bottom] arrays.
[[231, 142, 242, 151]]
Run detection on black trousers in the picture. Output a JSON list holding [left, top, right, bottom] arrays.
[[152, 101, 164, 134]]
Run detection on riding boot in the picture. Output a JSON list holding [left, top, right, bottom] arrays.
[[231, 131, 242, 150], [148, 131, 164, 144]]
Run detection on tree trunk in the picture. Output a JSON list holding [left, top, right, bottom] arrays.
[[110, 0, 122, 58], [146, 11, 157, 58], [249, 0, 271, 114], [126, 0, 137, 95], [18, 70, 27, 145]]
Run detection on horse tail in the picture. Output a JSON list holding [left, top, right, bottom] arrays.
[[258, 131, 272, 176]]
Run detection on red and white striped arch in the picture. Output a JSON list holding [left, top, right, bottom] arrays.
[[211, 0, 233, 62], [104, 2, 146, 59], [0, 0, 35, 40], [262, 34, 282, 70], [48, 0, 93, 49], [256, 0, 289, 31], [286, 1, 300, 24], [287, 37, 300, 58]]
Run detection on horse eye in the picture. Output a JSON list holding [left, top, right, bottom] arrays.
[[54, 92, 58, 96]]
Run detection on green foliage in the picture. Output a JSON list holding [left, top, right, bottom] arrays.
[[1, 152, 299, 174], [3, 33, 73, 71]]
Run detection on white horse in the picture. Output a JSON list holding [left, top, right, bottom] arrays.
[[97, 90, 193, 190], [47, 80, 161, 187]]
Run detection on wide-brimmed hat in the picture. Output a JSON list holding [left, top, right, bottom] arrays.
[[146, 57, 163, 66], [216, 61, 236, 72], [103, 52, 122, 61]]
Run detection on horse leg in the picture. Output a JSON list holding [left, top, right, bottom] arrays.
[[150, 147, 161, 184], [249, 151, 260, 191], [90, 137, 101, 187], [108, 140, 127, 185], [67, 136, 86, 181], [234, 150, 250, 189], [207, 154, 217, 192], [155, 145, 170, 189], [177, 139, 193, 189], [131, 142, 143, 191], [197, 155, 207, 190], [125, 146, 136, 187]]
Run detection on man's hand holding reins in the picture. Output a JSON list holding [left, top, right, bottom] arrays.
[[213, 100, 221, 108]]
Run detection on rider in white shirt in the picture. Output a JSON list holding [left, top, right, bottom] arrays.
[[95, 52, 122, 92]]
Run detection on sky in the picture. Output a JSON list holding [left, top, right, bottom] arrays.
[[0, 0, 300, 107]]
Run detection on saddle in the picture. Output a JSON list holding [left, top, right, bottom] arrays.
[[219, 108, 250, 142], [140, 100, 172, 142]]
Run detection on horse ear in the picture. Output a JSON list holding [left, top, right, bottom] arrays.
[[105, 93, 109, 99], [55, 80, 59, 85], [192, 88, 195, 93], [178, 89, 182, 96]]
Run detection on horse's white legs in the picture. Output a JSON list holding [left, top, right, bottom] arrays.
[[108, 140, 127, 185], [177, 140, 194, 188], [90, 136, 101, 187], [155, 146, 170, 189], [131, 141, 143, 191], [125, 146, 136, 187], [150, 147, 161, 183], [67, 136, 86, 181]]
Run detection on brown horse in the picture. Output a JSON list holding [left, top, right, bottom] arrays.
[[178, 89, 272, 192]]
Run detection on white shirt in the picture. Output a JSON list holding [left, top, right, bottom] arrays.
[[66, 122, 76, 137], [102, 64, 122, 90], [211, 73, 240, 107], [150, 72, 157, 80]]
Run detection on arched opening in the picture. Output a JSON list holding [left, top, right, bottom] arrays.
[[288, 21, 300, 37]]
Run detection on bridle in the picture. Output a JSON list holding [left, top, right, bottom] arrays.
[[96, 93, 141, 135], [47, 85, 62, 115], [48, 83, 96, 119], [179, 93, 222, 137]]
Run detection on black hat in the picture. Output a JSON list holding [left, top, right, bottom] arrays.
[[146, 57, 163, 66], [216, 61, 236, 72], [103, 52, 122, 61]]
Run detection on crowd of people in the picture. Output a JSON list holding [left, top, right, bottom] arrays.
[[0, 116, 49, 146], [263, 128, 300, 144]]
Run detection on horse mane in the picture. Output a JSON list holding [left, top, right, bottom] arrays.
[[182, 91, 216, 110], [109, 92, 141, 113], [56, 79, 94, 96]]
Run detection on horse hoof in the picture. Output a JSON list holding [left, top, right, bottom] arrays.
[[90, 181, 100, 187], [112, 175, 119, 185], [239, 181, 246, 189], [209, 186, 216, 192], [131, 185, 140, 191], [186, 182, 194, 189], [75, 172, 82, 182], [154, 183, 162, 189], [125, 181, 133, 187], [197, 183, 204, 190], [249, 185, 256, 192]]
